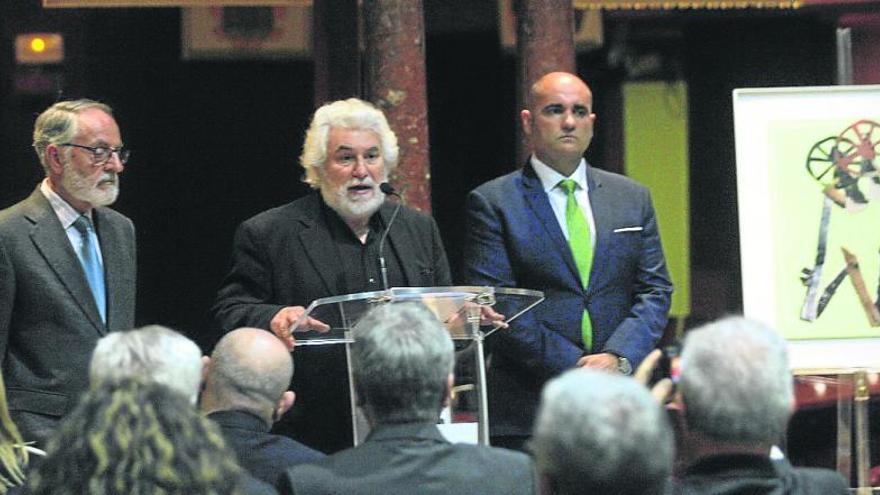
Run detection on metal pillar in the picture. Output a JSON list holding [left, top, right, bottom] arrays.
[[363, 0, 431, 213], [836, 28, 853, 86], [853, 370, 871, 494], [465, 303, 491, 445], [515, 0, 576, 165]]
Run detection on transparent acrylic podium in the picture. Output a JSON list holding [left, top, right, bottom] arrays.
[[290, 286, 544, 446]]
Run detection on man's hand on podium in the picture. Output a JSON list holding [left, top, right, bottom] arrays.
[[479, 305, 507, 328], [270, 306, 330, 350], [442, 303, 507, 330]]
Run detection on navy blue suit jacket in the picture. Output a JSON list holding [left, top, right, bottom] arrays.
[[461, 162, 672, 437]]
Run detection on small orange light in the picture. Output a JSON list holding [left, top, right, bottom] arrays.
[[15, 33, 64, 64], [30, 38, 47, 53]]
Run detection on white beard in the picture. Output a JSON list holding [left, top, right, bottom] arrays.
[[61, 163, 119, 208], [321, 176, 386, 225]]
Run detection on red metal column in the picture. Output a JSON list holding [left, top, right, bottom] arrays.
[[515, 0, 576, 165], [363, 0, 431, 213], [312, 0, 361, 107]]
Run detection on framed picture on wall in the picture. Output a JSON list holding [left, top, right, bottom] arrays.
[[734, 84, 880, 371], [181, 6, 310, 60]]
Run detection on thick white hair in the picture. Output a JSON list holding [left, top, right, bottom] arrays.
[[299, 98, 399, 188]]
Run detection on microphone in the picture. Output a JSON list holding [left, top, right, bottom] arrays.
[[380, 182, 397, 196], [378, 182, 405, 291]]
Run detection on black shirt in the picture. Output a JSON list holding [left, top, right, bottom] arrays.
[[322, 200, 405, 294]]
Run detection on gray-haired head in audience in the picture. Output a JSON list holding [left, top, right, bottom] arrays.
[[351, 302, 454, 425], [532, 369, 673, 495], [89, 325, 203, 404], [678, 316, 793, 448]]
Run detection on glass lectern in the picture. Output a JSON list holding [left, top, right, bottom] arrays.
[[290, 286, 544, 446]]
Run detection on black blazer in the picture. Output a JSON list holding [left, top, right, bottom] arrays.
[[673, 454, 850, 495], [208, 410, 323, 486], [279, 423, 538, 495], [0, 187, 136, 443], [211, 193, 451, 453]]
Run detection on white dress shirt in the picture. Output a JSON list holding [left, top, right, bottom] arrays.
[[530, 156, 596, 248]]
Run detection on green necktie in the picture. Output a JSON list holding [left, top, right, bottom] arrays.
[[559, 179, 593, 350]]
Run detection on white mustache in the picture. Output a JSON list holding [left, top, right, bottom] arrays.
[[346, 178, 377, 188], [98, 173, 118, 185]]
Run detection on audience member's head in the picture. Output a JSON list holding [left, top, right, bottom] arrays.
[[532, 369, 673, 495], [89, 325, 204, 404], [678, 316, 793, 450], [0, 374, 27, 494], [28, 378, 245, 495], [299, 97, 399, 189], [350, 302, 454, 425], [200, 327, 295, 426]]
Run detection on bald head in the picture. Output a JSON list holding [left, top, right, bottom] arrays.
[[201, 328, 294, 423], [527, 72, 592, 110], [522, 72, 596, 176]]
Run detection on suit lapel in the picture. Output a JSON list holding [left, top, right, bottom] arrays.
[[520, 165, 581, 287], [585, 165, 607, 294], [93, 208, 130, 334], [23, 190, 105, 334], [296, 196, 346, 295]]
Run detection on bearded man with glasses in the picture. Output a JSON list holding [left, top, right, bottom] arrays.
[[0, 99, 136, 446]]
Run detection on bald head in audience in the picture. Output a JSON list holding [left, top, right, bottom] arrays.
[[201, 328, 295, 426]]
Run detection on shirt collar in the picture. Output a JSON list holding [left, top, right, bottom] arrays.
[[530, 155, 589, 194], [40, 178, 93, 229]]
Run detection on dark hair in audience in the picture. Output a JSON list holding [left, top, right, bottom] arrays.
[[351, 302, 454, 424], [0, 374, 27, 493], [28, 378, 245, 495]]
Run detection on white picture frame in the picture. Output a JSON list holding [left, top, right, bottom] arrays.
[[734, 85, 880, 372]]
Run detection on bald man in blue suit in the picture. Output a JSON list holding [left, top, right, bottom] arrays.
[[462, 72, 673, 450]]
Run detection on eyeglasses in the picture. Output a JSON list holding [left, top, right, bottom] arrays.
[[59, 143, 130, 166]]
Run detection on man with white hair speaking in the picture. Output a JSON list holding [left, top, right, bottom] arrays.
[[211, 98, 452, 453]]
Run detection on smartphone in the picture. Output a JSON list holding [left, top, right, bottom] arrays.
[[651, 343, 681, 385]]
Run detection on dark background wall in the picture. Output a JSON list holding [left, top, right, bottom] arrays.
[[0, 2, 837, 350]]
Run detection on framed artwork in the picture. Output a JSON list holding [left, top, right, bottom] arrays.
[[734, 85, 880, 371], [181, 6, 310, 60]]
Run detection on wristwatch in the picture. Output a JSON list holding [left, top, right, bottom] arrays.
[[616, 356, 632, 375]]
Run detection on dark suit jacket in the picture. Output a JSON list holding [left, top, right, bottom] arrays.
[[0, 187, 136, 443], [208, 409, 324, 486], [461, 163, 673, 437], [279, 422, 538, 495], [211, 193, 451, 453], [673, 454, 850, 495]]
